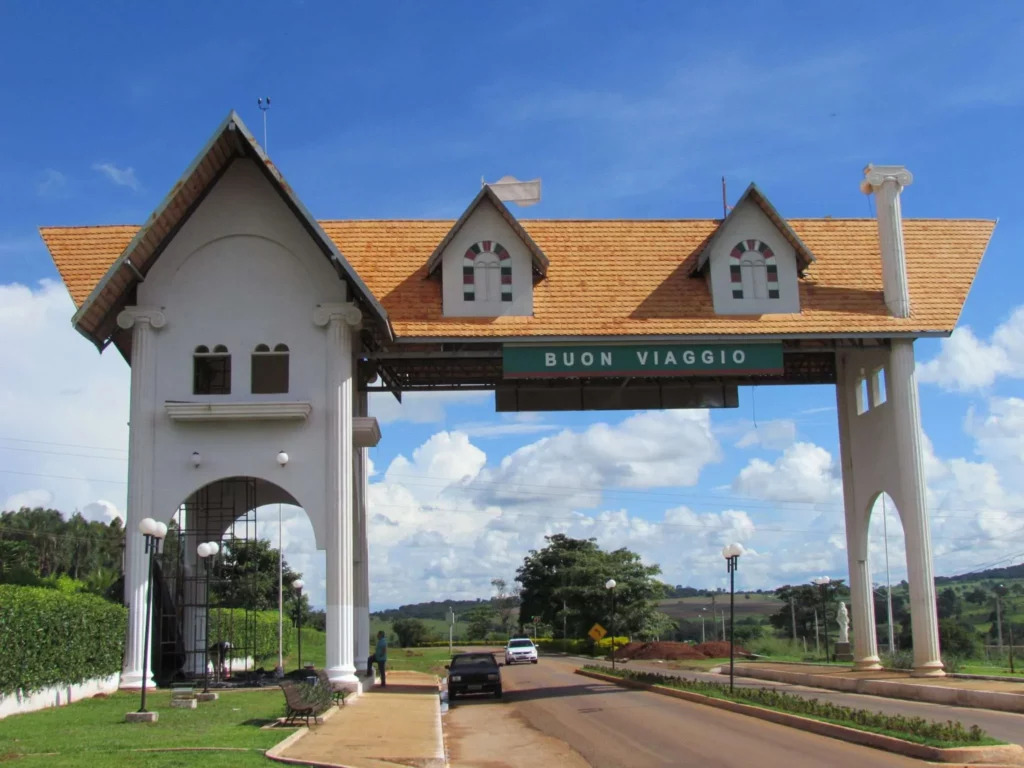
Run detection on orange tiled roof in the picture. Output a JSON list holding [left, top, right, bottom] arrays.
[[40, 218, 994, 339]]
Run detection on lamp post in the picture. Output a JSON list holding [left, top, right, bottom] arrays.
[[699, 608, 706, 644], [292, 579, 304, 671], [605, 579, 617, 671], [137, 517, 167, 715], [197, 541, 219, 694], [812, 577, 832, 663], [722, 543, 743, 692]]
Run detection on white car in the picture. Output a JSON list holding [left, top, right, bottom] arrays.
[[504, 637, 539, 665]]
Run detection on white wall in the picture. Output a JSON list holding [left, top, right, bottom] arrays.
[[0, 673, 119, 720], [708, 201, 801, 316], [440, 200, 534, 317], [136, 159, 352, 545]]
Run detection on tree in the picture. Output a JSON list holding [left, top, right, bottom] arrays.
[[515, 534, 665, 641], [635, 611, 677, 642], [938, 619, 980, 657], [212, 538, 302, 611], [965, 586, 989, 606], [465, 606, 497, 640], [937, 587, 963, 620], [491, 578, 520, 638], [392, 618, 430, 648], [770, 581, 849, 639]]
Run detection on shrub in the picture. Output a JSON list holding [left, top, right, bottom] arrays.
[[883, 650, 914, 670], [938, 619, 980, 658], [208, 609, 292, 663], [585, 666, 995, 746], [0, 584, 127, 695]]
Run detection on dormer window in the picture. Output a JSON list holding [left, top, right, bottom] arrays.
[[730, 240, 780, 300], [193, 344, 231, 395], [251, 343, 289, 394], [464, 241, 512, 302]]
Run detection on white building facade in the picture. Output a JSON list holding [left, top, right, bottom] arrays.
[[43, 114, 995, 685]]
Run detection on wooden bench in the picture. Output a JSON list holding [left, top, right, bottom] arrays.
[[279, 681, 329, 726], [315, 669, 349, 707]]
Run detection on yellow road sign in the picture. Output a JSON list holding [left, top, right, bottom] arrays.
[[588, 623, 607, 642]]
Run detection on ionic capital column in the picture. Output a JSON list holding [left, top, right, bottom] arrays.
[[889, 339, 944, 677], [318, 303, 360, 686], [117, 306, 166, 689], [862, 165, 913, 319]]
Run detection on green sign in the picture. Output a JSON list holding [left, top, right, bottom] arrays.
[[502, 343, 783, 379]]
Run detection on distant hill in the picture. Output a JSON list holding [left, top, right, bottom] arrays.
[[373, 597, 503, 621], [936, 563, 1024, 585]]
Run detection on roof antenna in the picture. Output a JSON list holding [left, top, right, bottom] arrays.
[[257, 97, 271, 155], [721, 176, 733, 218]]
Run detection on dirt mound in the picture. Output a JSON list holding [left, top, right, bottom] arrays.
[[693, 641, 749, 658], [613, 641, 709, 661]]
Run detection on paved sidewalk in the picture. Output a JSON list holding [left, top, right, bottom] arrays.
[[273, 671, 445, 768]]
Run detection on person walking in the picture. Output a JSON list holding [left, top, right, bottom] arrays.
[[366, 630, 388, 686]]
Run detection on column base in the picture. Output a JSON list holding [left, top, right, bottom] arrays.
[[911, 662, 946, 678], [119, 670, 156, 690], [326, 667, 361, 693], [853, 657, 883, 671]]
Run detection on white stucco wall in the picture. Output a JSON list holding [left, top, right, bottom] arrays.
[[0, 673, 120, 720], [440, 200, 534, 317], [135, 159, 352, 545], [708, 201, 801, 315]]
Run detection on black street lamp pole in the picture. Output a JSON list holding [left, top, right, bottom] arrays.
[[606, 579, 617, 671], [293, 580, 305, 671], [137, 518, 167, 714], [197, 541, 219, 694], [722, 544, 742, 692], [813, 577, 832, 663]]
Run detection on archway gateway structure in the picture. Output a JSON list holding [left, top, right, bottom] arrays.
[[40, 112, 994, 684]]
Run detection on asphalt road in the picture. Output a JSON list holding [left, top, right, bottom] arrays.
[[449, 657, 923, 768], [583, 657, 1024, 746]]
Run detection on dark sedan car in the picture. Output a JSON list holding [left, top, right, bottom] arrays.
[[446, 652, 502, 699]]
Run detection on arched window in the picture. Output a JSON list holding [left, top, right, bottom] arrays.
[[729, 239, 780, 300], [463, 241, 512, 302], [193, 344, 231, 395], [251, 343, 289, 394]]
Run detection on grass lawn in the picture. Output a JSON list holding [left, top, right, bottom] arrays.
[[281, 628, 467, 678], [0, 689, 294, 767]]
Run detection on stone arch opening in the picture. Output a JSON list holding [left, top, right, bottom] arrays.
[[154, 476, 317, 686], [866, 490, 907, 655]]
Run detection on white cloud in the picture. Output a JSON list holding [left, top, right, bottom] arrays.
[[733, 442, 839, 503], [0, 281, 131, 517], [735, 419, 797, 450], [36, 169, 67, 197], [3, 488, 53, 512], [918, 306, 1024, 391], [453, 421, 560, 439], [369, 390, 490, 425], [92, 162, 140, 191], [476, 409, 721, 508], [965, 397, 1024, 465]]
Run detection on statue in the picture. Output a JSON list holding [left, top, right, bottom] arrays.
[[837, 601, 850, 644]]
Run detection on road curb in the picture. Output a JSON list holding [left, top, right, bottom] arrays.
[[575, 669, 1024, 766]]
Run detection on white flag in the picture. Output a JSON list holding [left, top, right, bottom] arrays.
[[485, 175, 541, 207]]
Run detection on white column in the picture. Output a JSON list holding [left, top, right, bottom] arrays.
[[864, 165, 913, 319], [835, 355, 882, 670], [315, 303, 362, 687], [354, 391, 371, 674], [116, 307, 166, 689], [889, 339, 944, 677]]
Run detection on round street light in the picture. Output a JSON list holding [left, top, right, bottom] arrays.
[[605, 579, 616, 590], [133, 517, 167, 720], [277, 451, 289, 467], [196, 542, 219, 692]]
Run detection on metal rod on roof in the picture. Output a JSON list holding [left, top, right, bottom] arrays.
[[258, 97, 271, 154], [722, 176, 732, 218]]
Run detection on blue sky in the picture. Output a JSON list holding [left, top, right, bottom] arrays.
[[1, 2, 1022, 608]]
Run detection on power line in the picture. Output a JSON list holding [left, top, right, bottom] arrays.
[[0, 436, 126, 453]]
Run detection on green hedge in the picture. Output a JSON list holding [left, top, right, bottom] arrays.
[[536, 637, 629, 655], [0, 584, 127, 695], [208, 609, 292, 663]]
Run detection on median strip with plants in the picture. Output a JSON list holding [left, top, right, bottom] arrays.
[[581, 666, 1002, 749]]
